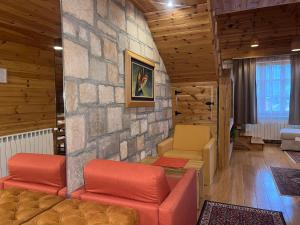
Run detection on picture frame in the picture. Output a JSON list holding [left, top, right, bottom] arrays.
[[125, 50, 155, 108]]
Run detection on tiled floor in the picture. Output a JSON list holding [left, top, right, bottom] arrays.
[[204, 145, 300, 225]]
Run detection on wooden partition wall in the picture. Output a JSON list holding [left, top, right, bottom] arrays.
[[172, 82, 218, 136], [0, 40, 57, 136]]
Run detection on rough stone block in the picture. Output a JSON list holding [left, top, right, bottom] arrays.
[[96, 0, 108, 18], [129, 39, 141, 55], [88, 107, 106, 137], [107, 63, 119, 84], [99, 85, 114, 104], [89, 57, 107, 81], [107, 107, 122, 132], [109, 1, 126, 30], [65, 80, 78, 113], [62, 0, 94, 25], [127, 20, 137, 38], [126, 1, 135, 20], [79, 27, 88, 41], [120, 141, 128, 160], [137, 135, 145, 151], [66, 115, 86, 153], [63, 17, 77, 36], [103, 38, 118, 63], [131, 120, 140, 137], [98, 134, 119, 158], [118, 33, 129, 51], [64, 39, 88, 78], [115, 87, 125, 103], [140, 119, 148, 133], [79, 83, 97, 103], [97, 20, 117, 38], [90, 33, 102, 57]]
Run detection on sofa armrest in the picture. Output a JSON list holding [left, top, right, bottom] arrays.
[[159, 169, 197, 225], [0, 176, 12, 190], [202, 138, 217, 185], [71, 186, 86, 199], [157, 138, 174, 156]]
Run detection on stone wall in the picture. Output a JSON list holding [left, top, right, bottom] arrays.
[[61, 0, 173, 192]]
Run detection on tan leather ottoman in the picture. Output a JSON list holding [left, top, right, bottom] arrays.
[[0, 188, 64, 225], [24, 199, 139, 225]]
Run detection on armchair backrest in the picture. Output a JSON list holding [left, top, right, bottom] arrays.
[[8, 153, 66, 188], [173, 125, 211, 151]]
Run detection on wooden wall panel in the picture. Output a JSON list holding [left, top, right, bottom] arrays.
[[0, 40, 56, 136], [172, 82, 218, 136]]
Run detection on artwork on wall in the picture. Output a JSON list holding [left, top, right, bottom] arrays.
[[0, 68, 7, 83], [125, 50, 155, 107]]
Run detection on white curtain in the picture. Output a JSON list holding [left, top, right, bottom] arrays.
[[256, 56, 291, 123]]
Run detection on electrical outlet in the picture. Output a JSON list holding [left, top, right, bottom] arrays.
[[0, 68, 7, 83]]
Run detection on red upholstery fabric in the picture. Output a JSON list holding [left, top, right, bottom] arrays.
[[8, 153, 66, 188], [80, 192, 159, 225], [159, 169, 197, 225], [152, 157, 188, 168], [0, 176, 11, 190], [84, 159, 170, 204], [166, 175, 181, 190], [4, 180, 60, 195]]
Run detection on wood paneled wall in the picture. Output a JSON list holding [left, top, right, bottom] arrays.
[[172, 82, 218, 136], [0, 40, 56, 136]]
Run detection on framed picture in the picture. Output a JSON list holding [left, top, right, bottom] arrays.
[[125, 50, 155, 107]]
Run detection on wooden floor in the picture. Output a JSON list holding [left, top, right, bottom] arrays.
[[204, 144, 300, 225]]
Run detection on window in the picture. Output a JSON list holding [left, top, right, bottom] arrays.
[[256, 56, 291, 122]]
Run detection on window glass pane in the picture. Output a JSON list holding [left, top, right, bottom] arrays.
[[256, 57, 291, 122]]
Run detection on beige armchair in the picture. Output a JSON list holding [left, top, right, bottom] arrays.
[[157, 125, 217, 185]]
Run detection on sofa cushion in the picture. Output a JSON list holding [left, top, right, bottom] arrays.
[[0, 187, 63, 225], [163, 150, 202, 161], [173, 125, 210, 151], [280, 128, 300, 140], [8, 153, 66, 188], [84, 160, 170, 204], [23, 199, 139, 225]]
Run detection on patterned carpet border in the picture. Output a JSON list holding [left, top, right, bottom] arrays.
[[285, 151, 300, 163], [198, 200, 286, 225]]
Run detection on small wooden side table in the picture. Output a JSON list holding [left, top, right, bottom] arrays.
[[141, 156, 204, 216]]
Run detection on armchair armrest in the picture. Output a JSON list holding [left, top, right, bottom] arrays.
[[157, 137, 173, 156], [159, 169, 197, 225], [202, 138, 217, 185], [0, 176, 12, 190]]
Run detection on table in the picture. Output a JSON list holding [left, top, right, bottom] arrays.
[[141, 156, 204, 216]]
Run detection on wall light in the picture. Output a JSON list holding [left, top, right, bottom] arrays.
[[250, 36, 259, 48], [54, 38, 63, 51], [291, 37, 300, 52]]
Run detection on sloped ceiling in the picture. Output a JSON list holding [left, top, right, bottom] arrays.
[[131, 0, 219, 83]]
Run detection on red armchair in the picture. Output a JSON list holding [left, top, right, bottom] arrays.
[[0, 153, 66, 197], [72, 159, 197, 225]]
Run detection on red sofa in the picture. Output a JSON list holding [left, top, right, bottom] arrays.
[[72, 159, 197, 225], [0, 153, 66, 197]]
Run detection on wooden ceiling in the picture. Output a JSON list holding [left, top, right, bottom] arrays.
[[213, 0, 300, 15], [217, 3, 300, 59], [131, 0, 219, 83], [0, 0, 61, 49]]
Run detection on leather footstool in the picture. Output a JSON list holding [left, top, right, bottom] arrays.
[[24, 199, 139, 225], [0, 188, 64, 225]]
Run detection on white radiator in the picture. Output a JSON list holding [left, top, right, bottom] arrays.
[[245, 122, 300, 140], [0, 128, 54, 177]]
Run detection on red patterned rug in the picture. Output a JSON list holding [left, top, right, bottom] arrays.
[[198, 201, 286, 225], [285, 151, 300, 163], [271, 167, 300, 196]]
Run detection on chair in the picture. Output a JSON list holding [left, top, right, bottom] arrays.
[[157, 125, 217, 185], [0, 153, 66, 197], [72, 159, 197, 225]]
